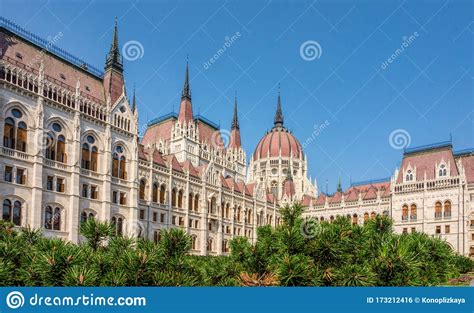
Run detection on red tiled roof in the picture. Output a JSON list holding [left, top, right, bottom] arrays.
[[197, 121, 225, 149], [314, 193, 327, 206], [138, 144, 148, 160], [363, 186, 377, 200], [459, 154, 474, 183], [301, 194, 315, 206], [141, 118, 175, 147], [253, 128, 303, 160], [396, 147, 458, 183], [246, 183, 255, 196], [344, 188, 359, 202], [181, 160, 200, 178], [330, 191, 342, 204], [152, 150, 167, 167], [1, 31, 106, 103]]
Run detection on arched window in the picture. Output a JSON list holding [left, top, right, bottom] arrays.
[[171, 188, 177, 207], [112, 145, 126, 179], [81, 135, 98, 171], [363, 212, 369, 223], [439, 164, 447, 177], [352, 214, 358, 225], [444, 201, 451, 217], [45, 122, 67, 163], [370, 212, 376, 219], [210, 197, 217, 214], [410, 204, 417, 221], [80, 211, 95, 223], [44, 206, 61, 230], [222, 239, 229, 253], [271, 180, 278, 199], [152, 183, 159, 203], [192, 235, 197, 250], [111, 216, 123, 236], [188, 193, 193, 211], [3, 108, 28, 152], [194, 194, 199, 212], [330, 215, 334, 223], [207, 238, 213, 252], [139, 180, 146, 200], [2, 199, 21, 226], [153, 230, 161, 243], [178, 190, 183, 208], [159, 185, 166, 204], [12, 201, 21, 226], [402, 205, 408, 221], [435, 201, 442, 218], [406, 170, 413, 182], [237, 207, 241, 222]]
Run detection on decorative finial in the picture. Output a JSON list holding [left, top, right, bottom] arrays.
[[337, 176, 342, 192], [131, 84, 136, 112], [274, 84, 284, 128], [181, 58, 191, 101], [105, 17, 123, 72], [231, 91, 239, 130]]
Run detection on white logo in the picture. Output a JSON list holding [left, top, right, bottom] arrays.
[[299, 40, 322, 61], [122, 40, 144, 61], [389, 129, 411, 150], [300, 218, 321, 238], [6, 291, 25, 309]]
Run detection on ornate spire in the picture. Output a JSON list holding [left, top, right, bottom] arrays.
[[231, 92, 239, 130], [131, 84, 136, 112], [105, 17, 123, 72], [274, 84, 284, 128], [337, 176, 342, 192], [181, 58, 191, 101]]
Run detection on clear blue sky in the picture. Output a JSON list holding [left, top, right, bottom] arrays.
[[2, 0, 472, 193]]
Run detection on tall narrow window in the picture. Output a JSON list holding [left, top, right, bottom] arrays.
[[112, 145, 126, 179], [410, 204, 417, 221], [4, 166, 12, 182], [402, 205, 409, 221], [45, 123, 67, 163], [2, 199, 11, 223], [44, 206, 61, 230], [139, 180, 146, 200], [152, 184, 158, 202], [444, 201, 451, 217], [81, 135, 98, 172], [3, 109, 28, 152], [159, 185, 166, 204], [435, 201, 442, 218], [194, 194, 199, 212]]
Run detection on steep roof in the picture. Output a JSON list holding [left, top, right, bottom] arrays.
[[396, 143, 458, 183]]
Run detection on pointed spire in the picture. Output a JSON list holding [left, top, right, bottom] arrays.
[[131, 84, 136, 112], [337, 176, 342, 192], [178, 58, 194, 123], [231, 91, 239, 130], [181, 56, 191, 101], [105, 17, 123, 72], [274, 84, 284, 128]]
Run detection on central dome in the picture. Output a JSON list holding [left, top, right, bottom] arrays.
[[253, 128, 303, 160], [252, 91, 303, 161]]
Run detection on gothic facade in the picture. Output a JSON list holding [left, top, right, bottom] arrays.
[[0, 18, 473, 257]]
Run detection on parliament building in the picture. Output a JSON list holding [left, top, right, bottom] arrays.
[[0, 17, 473, 257]]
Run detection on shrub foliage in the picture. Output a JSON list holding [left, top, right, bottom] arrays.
[[0, 204, 472, 286]]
